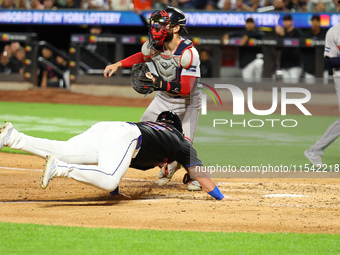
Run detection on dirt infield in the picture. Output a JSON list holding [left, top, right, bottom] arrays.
[[0, 88, 340, 234], [1, 154, 340, 233]]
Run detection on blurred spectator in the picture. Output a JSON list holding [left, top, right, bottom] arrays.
[[191, 0, 218, 9], [222, 17, 265, 82], [56, 52, 68, 72], [85, 25, 108, 59], [329, 0, 340, 11], [244, 0, 271, 10], [315, 1, 327, 11], [205, 0, 218, 9], [31, 0, 45, 9], [1, 0, 16, 8], [60, 0, 78, 8], [152, 0, 169, 9], [0, 51, 11, 74], [43, 0, 62, 8], [275, 14, 303, 83], [307, 0, 335, 12], [18, 0, 30, 8], [217, 0, 225, 9], [177, 0, 196, 9], [271, 0, 288, 11], [302, 14, 328, 84], [81, 0, 108, 9], [43, 0, 55, 9], [11, 42, 20, 54], [14, 46, 26, 74], [81, 25, 109, 69], [108, 0, 132, 10], [7, 51, 23, 74], [55, 51, 70, 88], [39, 47, 59, 88], [285, 0, 303, 11], [0, 43, 23, 74], [199, 47, 213, 78], [3, 42, 20, 59], [221, 0, 254, 10], [133, 0, 152, 10], [298, 0, 308, 11]]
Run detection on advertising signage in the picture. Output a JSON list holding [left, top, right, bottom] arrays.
[[0, 10, 338, 28]]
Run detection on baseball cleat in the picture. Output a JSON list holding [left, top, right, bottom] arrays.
[[41, 155, 59, 189], [0, 122, 14, 150], [157, 177, 171, 186], [157, 161, 179, 186], [304, 149, 323, 166], [187, 180, 202, 191]]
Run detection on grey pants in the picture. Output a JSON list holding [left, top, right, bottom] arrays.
[[140, 90, 201, 142], [310, 77, 340, 156]]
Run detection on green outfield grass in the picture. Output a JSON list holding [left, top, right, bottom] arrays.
[[0, 222, 339, 255], [196, 111, 340, 168], [0, 102, 146, 153], [1, 101, 340, 254], [1, 101, 339, 168]]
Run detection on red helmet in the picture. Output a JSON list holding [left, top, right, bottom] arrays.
[[148, 6, 187, 47]]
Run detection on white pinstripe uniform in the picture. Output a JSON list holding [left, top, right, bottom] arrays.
[[307, 22, 340, 158]]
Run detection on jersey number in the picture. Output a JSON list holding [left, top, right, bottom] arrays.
[[146, 122, 166, 131]]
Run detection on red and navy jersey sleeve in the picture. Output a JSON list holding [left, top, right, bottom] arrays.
[[120, 52, 145, 67]]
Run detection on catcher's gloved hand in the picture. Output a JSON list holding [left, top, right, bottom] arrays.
[[131, 63, 165, 95]]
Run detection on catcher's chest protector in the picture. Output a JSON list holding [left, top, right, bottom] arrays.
[[142, 39, 193, 82]]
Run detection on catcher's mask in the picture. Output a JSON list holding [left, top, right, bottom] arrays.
[[156, 111, 183, 134], [148, 6, 187, 47]]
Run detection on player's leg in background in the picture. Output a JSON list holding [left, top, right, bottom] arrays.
[[323, 70, 329, 85], [127, 90, 181, 186], [304, 72, 316, 85], [305, 75, 340, 165], [147, 93, 187, 185], [288, 67, 302, 84], [141, 92, 188, 123], [43, 122, 141, 191], [282, 68, 290, 83], [282, 67, 302, 84], [241, 62, 253, 83], [182, 90, 202, 191], [253, 58, 264, 82], [140, 93, 163, 122], [181, 90, 202, 142], [150, 91, 202, 189]]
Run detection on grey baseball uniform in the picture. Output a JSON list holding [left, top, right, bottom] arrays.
[[140, 39, 202, 142], [308, 23, 340, 156]]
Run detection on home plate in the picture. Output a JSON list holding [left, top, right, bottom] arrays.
[[263, 194, 310, 198]]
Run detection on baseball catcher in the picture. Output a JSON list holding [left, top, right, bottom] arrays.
[[104, 6, 202, 191]]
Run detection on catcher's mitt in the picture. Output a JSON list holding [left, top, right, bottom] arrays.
[[131, 63, 163, 95]]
